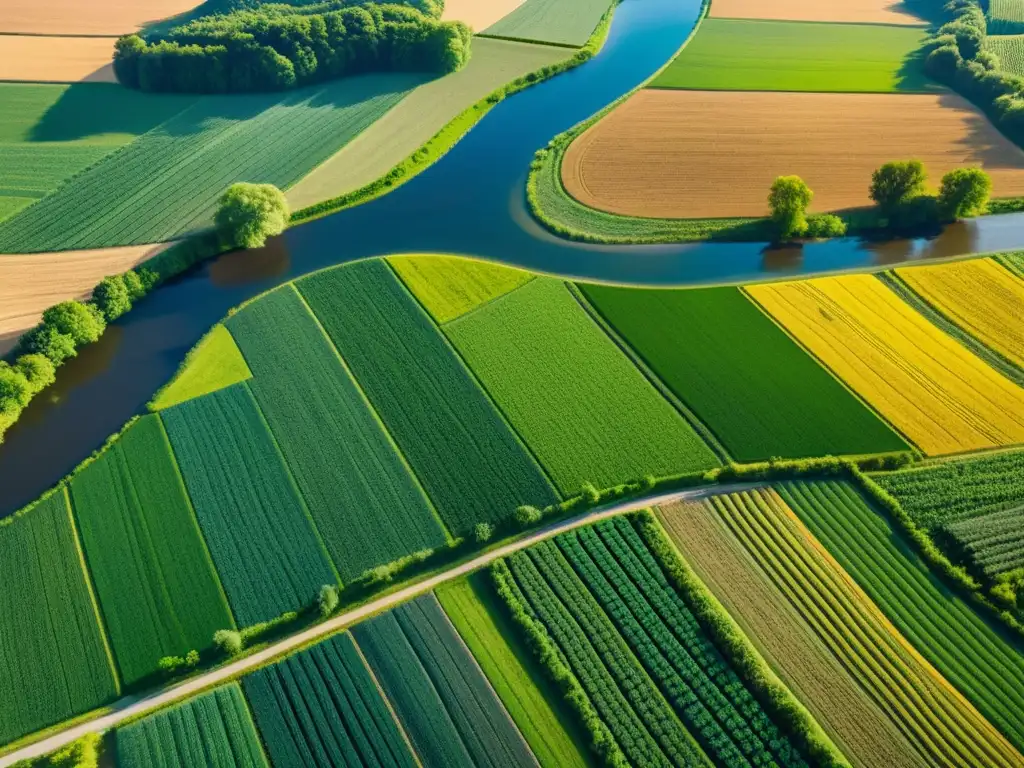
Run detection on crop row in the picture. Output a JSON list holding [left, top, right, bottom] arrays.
[[988, 0, 1024, 34], [777, 479, 1024, 757], [945, 505, 1024, 576]]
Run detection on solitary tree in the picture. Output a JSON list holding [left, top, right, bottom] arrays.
[[318, 584, 339, 617], [92, 275, 132, 322], [514, 505, 542, 527], [938, 167, 992, 219], [215, 182, 290, 248], [42, 300, 106, 347], [213, 629, 244, 656], [870, 160, 927, 216], [768, 175, 813, 240], [474, 522, 494, 544]]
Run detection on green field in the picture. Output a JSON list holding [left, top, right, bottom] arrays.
[[651, 19, 934, 92], [945, 505, 1024, 577], [389, 255, 535, 324], [0, 83, 194, 226], [989, 0, 1024, 34], [436, 574, 595, 768], [987, 35, 1024, 75], [242, 632, 417, 767], [353, 595, 536, 767], [0, 492, 118, 746], [297, 260, 558, 534], [69, 416, 232, 685], [482, 0, 612, 46], [151, 325, 251, 411], [579, 284, 908, 461], [446, 278, 717, 493], [115, 684, 267, 768], [872, 449, 1024, 529], [779, 479, 1024, 753], [226, 285, 446, 580], [161, 384, 337, 625], [0, 74, 425, 252]]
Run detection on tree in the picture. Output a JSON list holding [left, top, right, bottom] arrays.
[[42, 301, 106, 347], [0, 364, 32, 414], [15, 354, 56, 393], [514, 505, 542, 527], [185, 649, 201, 667], [92, 275, 132, 322], [215, 182, 290, 248], [318, 584, 339, 617], [473, 522, 493, 544], [938, 167, 992, 219], [767, 175, 813, 240], [869, 160, 928, 216], [213, 628, 243, 656], [21, 325, 77, 366], [581, 482, 601, 505]]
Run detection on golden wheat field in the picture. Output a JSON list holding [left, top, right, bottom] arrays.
[[561, 90, 1024, 219], [0, 36, 118, 83], [709, 0, 925, 25], [746, 274, 1024, 455], [897, 258, 1024, 369], [0, 0, 202, 35]]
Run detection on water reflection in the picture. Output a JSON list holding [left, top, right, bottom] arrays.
[[210, 236, 290, 286]]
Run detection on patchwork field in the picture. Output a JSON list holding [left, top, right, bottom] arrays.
[[780, 479, 1024, 754], [297, 259, 558, 534], [287, 39, 567, 210], [652, 19, 931, 92], [658, 498, 928, 768], [746, 274, 1024, 455], [562, 90, 1024, 218], [352, 595, 537, 768], [0, 0, 204, 34], [579, 283, 907, 461], [161, 384, 337, 625], [446, 278, 717, 494], [0, 36, 117, 83], [709, 0, 926, 25], [115, 684, 267, 768], [69, 416, 232, 685], [226, 286, 446, 580], [242, 633, 417, 767], [482, 0, 612, 46], [0, 491, 118, 746], [989, 0, 1024, 35], [896, 259, 1024, 369]]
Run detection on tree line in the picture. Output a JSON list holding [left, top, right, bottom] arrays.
[[113, 0, 471, 93]]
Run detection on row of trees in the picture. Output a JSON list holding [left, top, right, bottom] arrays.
[[767, 162, 992, 240], [113, 2, 471, 93]]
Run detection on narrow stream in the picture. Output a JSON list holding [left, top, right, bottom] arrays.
[[3, 0, 1024, 515]]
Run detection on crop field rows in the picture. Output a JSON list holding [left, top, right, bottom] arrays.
[[945, 505, 1024, 577], [481, 0, 612, 47], [989, 0, 1024, 35]]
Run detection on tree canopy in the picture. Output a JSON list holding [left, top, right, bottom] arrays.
[[215, 183, 291, 248]]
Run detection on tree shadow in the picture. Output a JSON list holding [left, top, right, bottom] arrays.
[[942, 90, 1024, 168], [894, 46, 943, 93]]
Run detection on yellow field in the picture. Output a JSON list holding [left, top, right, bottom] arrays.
[[896, 258, 1024, 369], [746, 274, 1024, 455]]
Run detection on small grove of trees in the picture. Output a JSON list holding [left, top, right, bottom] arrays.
[[869, 160, 992, 230], [318, 584, 339, 617], [215, 182, 290, 248], [766, 176, 847, 241], [158, 649, 201, 676]]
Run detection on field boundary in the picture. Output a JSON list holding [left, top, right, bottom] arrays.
[[475, 33, 581, 49]]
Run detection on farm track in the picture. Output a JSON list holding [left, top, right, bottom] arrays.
[[0, 482, 754, 767]]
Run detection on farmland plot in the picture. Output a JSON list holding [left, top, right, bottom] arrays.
[[779, 479, 1024, 755], [896, 258, 1024, 369], [116, 684, 267, 768], [945, 505, 1024, 577], [389, 254, 535, 324], [989, 0, 1024, 34], [1, 0, 207, 35], [709, 0, 926, 25], [0, 36, 118, 84], [482, 0, 612, 46], [446, 279, 716, 494], [0, 75, 425, 252], [698, 487, 1024, 767], [747, 274, 1024, 454], [226, 285, 445, 580], [0, 491, 118, 746], [151, 324, 251, 411], [70, 415, 232, 685], [161, 384, 337, 626], [579, 283, 907, 460], [242, 632, 417, 768], [352, 594, 537, 768], [989, 34, 1024, 75], [297, 260, 557, 534]]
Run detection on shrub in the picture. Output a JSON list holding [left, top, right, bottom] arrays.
[[975, 49, 1000, 71], [581, 482, 601, 505], [37, 732, 102, 768], [0, 364, 32, 414], [213, 628, 244, 656], [804, 213, 847, 238], [92, 275, 132, 322], [41, 301, 106, 347], [474, 522, 494, 543], [641, 474, 657, 492], [938, 167, 992, 219], [20, 325, 77, 366], [515, 505, 543, 527], [185, 649, 200, 667], [318, 584, 339, 617], [158, 655, 185, 673], [926, 43, 963, 82], [870, 160, 928, 216], [768, 175, 813, 240], [215, 182, 289, 248], [15, 354, 56, 393]]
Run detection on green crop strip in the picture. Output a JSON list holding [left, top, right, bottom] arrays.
[[482, 0, 614, 47], [945, 505, 1024, 577]]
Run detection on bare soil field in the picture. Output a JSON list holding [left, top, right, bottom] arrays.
[[0, 0, 202, 35], [0, 243, 167, 355], [443, 0, 524, 32], [562, 90, 1024, 218], [0, 36, 117, 83], [710, 0, 925, 26]]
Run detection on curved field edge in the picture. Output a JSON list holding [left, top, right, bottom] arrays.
[[289, 5, 618, 225]]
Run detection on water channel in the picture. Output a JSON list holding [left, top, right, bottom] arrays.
[[3, 0, 1024, 515]]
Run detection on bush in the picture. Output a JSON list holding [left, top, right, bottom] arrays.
[[185, 649, 200, 667], [804, 213, 847, 238], [581, 482, 601, 505], [20, 325, 77, 366], [870, 160, 928, 216], [0, 364, 32, 415], [41, 301, 105, 347], [768, 175, 813, 240], [33, 732, 102, 768], [515, 505, 543, 527], [926, 43, 963, 82], [474, 522, 494, 543], [92, 275, 132, 322], [215, 182, 290, 248], [158, 655, 185, 673], [318, 584, 339, 617], [15, 354, 56, 394], [938, 167, 992, 219], [213, 628, 244, 656]]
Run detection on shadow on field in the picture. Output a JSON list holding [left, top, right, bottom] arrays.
[[894, 47, 942, 93]]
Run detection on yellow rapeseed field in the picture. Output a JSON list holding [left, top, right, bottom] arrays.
[[747, 274, 1024, 455], [896, 258, 1024, 369]]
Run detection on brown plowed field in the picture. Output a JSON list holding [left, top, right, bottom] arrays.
[[0, 0, 202, 35], [710, 0, 925, 26], [0, 243, 168, 356], [562, 90, 1024, 218], [657, 500, 928, 768], [0, 36, 117, 83]]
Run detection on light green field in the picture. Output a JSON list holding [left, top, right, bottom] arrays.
[[651, 19, 935, 92], [287, 38, 567, 210], [989, 0, 1024, 34], [988, 35, 1024, 75], [482, 0, 611, 46], [151, 324, 252, 411]]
